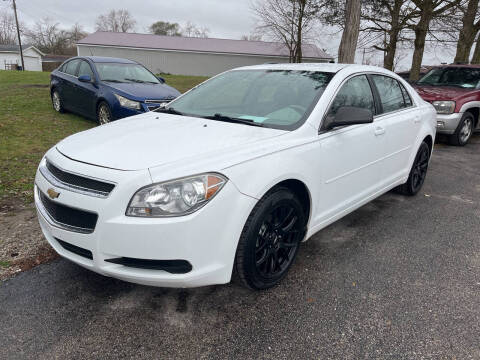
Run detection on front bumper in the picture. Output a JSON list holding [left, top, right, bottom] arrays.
[[34, 149, 256, 288], [435, 112, 463, 135]]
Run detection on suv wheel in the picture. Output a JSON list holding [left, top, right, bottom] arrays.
[[449, 113, 474, 146], [396, 141, 430, 196], [234, 187, 306, 290]]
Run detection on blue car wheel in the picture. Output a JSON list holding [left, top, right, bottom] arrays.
[[97, 102, 112, 125]]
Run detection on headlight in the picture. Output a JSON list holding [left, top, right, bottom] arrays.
[[432, 101, 455, 114], [126, 173, 227, 217], [114, 94, 141, 110]]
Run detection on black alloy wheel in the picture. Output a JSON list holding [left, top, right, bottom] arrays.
[[396, 141, 430, 196], [235, 187, 306, 290]]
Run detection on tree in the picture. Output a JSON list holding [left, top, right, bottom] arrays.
[[338, 0, 361, 63], [453, 0, 480, 63], [471, 34, 480, 64], [360, 0, 421, 70], [95, 9, 136, 33], [25, 19, 87, 54], [182, 21, 209, 38], [409, 0, 461, 81], [241, 34, 263, 41], [0, 12, 17, 45], [251, 0, 320, 63], [149, 21, 181, 36]]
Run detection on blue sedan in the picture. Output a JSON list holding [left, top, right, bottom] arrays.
[[50, 56, 181, 124]]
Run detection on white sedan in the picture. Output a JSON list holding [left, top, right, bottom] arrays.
[[34, 63, 436, 289]]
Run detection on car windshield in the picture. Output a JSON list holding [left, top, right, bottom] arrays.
[[417, 67, 480, 89], [166, 69, 333, 130], [95, 63, 160, 84]]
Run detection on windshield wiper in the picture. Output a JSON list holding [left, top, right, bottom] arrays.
[[103, 79, 125, 83], [203, 113, 264, 127], [125, 78, 158, 84], [156, 107, 184, 116]]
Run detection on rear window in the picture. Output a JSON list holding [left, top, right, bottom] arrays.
[[64, 59, 80, 76], [371, 75, 407, 114]]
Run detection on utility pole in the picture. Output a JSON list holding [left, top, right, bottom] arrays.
[[10, 0, 25, 70]]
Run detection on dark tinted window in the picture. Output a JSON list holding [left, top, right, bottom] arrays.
[[417, 67, 480, 89], [371, 75, 405, 113], [64, 59, 80, 76], [327, 75, 375, 119], [78, 60, 94, 79], [399, 83, 413, 107]]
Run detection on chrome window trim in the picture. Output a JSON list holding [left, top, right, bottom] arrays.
[[39, 159, 116, 198], [36, 186, 96, 234]]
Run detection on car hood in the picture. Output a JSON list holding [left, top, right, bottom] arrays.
[[414, 85, 472, 101], [104, 82, 181, 100], [56, 113, 287, 171]]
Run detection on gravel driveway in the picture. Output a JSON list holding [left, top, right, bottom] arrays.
[[1, 135, 479, 359]]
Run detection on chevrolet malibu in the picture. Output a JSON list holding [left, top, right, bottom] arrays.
[[35, 64, 436, 290]]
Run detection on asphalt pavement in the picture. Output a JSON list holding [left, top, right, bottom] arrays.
[[1, 134, 479, 359]]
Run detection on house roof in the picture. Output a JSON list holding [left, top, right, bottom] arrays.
[[77, 32, 333, 60], [0, 44, 44, 56]]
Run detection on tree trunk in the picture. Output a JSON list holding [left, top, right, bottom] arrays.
[[338, 0, 361, 64], [454, 0, 479, 64], [409, 2, 433, 82], [383, 0, 402, 71], [471, 35, 480, 64], [295, 0, 305, 63]]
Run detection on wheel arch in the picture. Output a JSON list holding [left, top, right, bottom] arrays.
[[464, 107, 479, 128], [259, 178, 312, 227], [423, 134, 433, 155]]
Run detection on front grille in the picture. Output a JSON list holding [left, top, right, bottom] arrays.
[[44, 160, 115, 197], [105, 257, 192, 274], [55, 238, 93, 260], [39, 190, 98, 233]]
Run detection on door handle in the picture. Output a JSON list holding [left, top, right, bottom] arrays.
[[374, 126, 385, 136]]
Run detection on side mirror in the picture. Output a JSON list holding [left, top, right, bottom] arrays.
[[157, 76, 165, 83], [327, 106, 373, 129], [78, 74, 92, 83]]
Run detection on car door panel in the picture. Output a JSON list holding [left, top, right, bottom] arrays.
[[313, 74, 384, 225], [370, 75, 419, 187], [74, 61, 98, 119]]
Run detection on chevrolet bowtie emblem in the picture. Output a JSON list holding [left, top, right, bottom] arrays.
[[47, 188, 60, 199]]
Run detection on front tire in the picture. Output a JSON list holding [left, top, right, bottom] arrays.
[[449, 113, 474, 146], [234, 187, 306, 290], [51, 90, 64, 113], [97, 102, 112, 125], [396, 141, 430, 196]]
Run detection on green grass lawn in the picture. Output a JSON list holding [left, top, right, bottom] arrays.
[[0, 70, 208, 208]]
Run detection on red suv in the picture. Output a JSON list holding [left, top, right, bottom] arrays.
[[415, 65, 480, 145]]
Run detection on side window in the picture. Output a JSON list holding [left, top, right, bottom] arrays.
[[371, 75, 406, 113], [399, 82, 413, 107], [78, 60, 94, 79], [326, 75, 375, 119], [64, 59, 80, 76]]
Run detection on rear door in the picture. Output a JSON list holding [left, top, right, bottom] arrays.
[[369, 75, 418, 186], [314, 74, 384, 224], [74, 60, 98, 118], [61, 59, 81, 111]]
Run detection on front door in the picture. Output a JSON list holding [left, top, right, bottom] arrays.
[[313, 74, 385, 225]]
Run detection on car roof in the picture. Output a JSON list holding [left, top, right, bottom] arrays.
[[81, 56, 138, 64], [232, 63, 397, 76], [431, 64, 480, 69]]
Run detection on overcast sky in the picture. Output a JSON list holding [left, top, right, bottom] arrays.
[[3, 0, 457, 71]]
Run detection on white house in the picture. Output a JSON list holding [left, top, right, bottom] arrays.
[[0, 44, 44, 71]]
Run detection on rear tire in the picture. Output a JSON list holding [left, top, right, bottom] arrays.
[[97, 102, 112, 125], [51, 90, 64, 113], [449, 113, 474, 146], [234, 187, 306, 290], [396, 141, 430, 196]]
